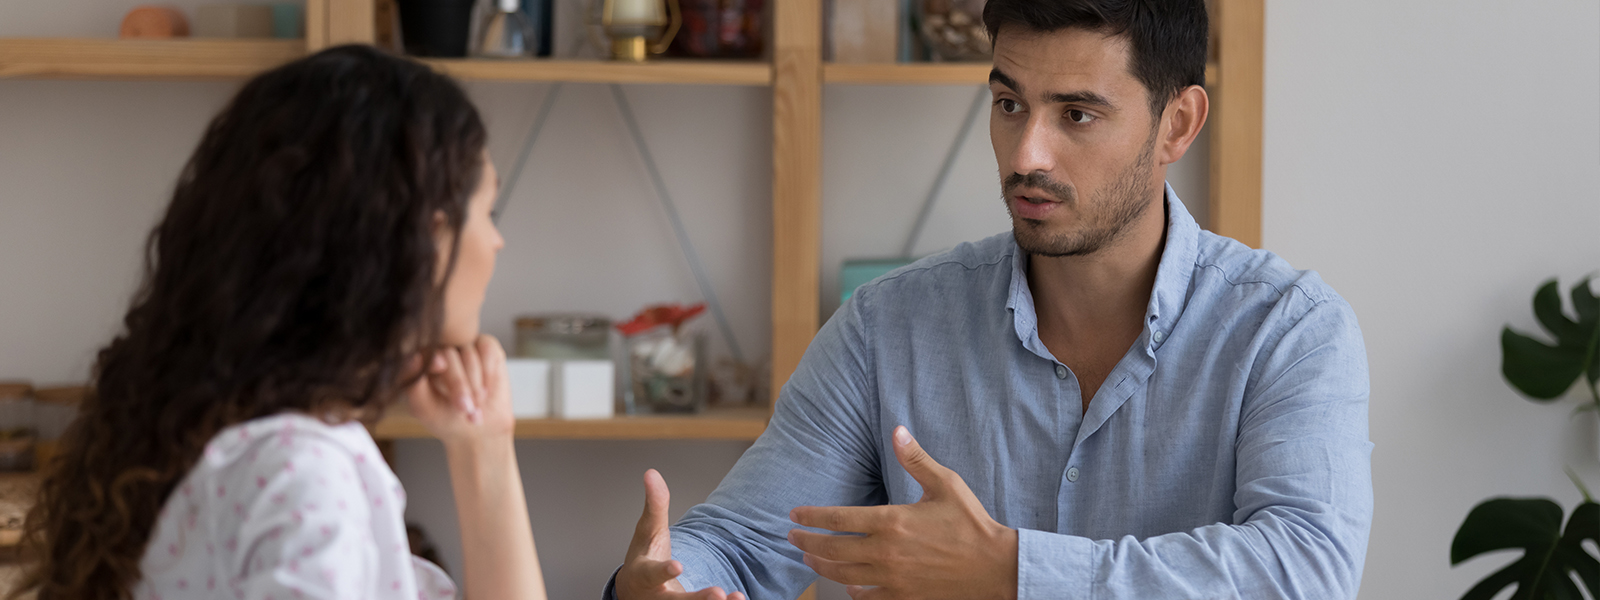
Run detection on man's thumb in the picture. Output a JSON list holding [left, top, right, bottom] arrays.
[[892, 426, 949, 495], [630, 469, 672, 558]]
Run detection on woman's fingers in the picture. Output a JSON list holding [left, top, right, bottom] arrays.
[[441, 347, 475, 419], [459, 341, 487, 418]]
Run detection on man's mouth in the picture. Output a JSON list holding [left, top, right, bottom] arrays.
[[1017, 195, 1058, 205]]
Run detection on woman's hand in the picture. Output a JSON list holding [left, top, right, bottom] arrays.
[[406, 334, 515, 449]]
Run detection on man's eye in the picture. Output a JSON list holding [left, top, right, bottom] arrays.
[[997, 99, 1022, 114], [1066, 109, 1095, 124]]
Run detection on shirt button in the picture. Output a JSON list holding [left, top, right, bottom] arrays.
[[1066, 467, 1080, 482], [1152, 330, 1166, 344], [1054, 365, 1068, 379]]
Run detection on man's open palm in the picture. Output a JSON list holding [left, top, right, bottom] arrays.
[[789, 427, 1020, 600]]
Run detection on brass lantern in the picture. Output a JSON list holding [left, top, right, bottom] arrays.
[[598, 0, 681, 62]]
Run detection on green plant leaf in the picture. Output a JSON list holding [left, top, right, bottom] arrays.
[[1503, 329, 1587, 400], [1572, 277, 1599, 327], [1453, 499, 1600, 600], [1533, 280, 1586, 349]]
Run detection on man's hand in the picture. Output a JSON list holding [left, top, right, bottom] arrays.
[[616, 470, 748, 600], [788, 426, 1019, 600]]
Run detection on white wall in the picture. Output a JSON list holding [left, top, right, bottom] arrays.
[[6, 0, 1589, 598], [1263, 0, 1600, 596]]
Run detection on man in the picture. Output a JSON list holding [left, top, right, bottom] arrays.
[[609, 0, 1373, 598]]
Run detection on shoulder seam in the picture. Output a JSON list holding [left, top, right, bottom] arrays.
[[1194, 262, 1332, 308]]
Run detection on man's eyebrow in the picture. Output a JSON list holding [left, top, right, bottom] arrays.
[[990, 67, 1117, 111], [1045, 91, 1115, 110], [988, 68, 1021, 94]]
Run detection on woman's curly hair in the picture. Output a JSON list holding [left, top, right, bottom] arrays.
[[13, 45, 487, 599]]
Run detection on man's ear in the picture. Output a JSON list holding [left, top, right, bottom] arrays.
[[1156, 85, 1209, 166]]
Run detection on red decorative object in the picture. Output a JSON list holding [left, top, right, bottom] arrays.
[[666, 0, 763, 59], [616, 303, 707, 337]]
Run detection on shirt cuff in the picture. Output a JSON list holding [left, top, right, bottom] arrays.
[[1017, 528, 1097, 600], [602, 565, 623, 600]]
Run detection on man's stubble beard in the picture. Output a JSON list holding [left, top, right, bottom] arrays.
[[1004, 128, 1160, 258]]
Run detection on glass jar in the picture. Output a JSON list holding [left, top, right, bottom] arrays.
[[666, 0, 764, 59], [624, 328, 706, 414], [515, 314, 613, 360], [0, 383, 35, 472], [917, 0, 991, 62]]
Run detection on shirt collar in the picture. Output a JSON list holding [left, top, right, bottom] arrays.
[[1007, 183, 1201, 353]]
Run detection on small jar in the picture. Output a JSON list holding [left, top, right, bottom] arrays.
[[917, 0, 991, 62], [515, 314, 613, 360], [31, 386, 85, 470], [0, 383, 35, 472], [623, 328, 706, 414]]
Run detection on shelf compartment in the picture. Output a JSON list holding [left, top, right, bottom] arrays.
[[372, 405, 770, 441], [423, 59, 773, 86], [0, 38, 305, 80], [824, 61, 1220, 87]]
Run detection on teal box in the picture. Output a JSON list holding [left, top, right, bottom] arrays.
[[272, 3, 304, 39], [840, 258, 914, 303]]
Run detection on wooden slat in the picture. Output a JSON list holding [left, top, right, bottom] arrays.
[[770, 0, 823, 408], [371, 406, 770, 441], [826, 61, 1219, 88], [424, 59, 773, 85], [1209, 0, 1263, 247], [305, 0, 329, 51], [825, 61, 990, 85], [0, 38, 304, 80], [326, 0, 375, 46]]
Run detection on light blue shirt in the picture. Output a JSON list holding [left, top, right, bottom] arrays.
[[612, 186, 1373, 599]]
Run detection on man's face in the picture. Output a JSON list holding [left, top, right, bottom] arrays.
[[990, 26, 1163, 257]]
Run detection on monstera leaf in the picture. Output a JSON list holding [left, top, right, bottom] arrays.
[[1501, 278, 1600, 403], [1451, 498, 1599, 600]]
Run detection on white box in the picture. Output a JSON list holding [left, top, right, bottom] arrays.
[[553, 360, 614, 420], [505, 358, 551, 418]]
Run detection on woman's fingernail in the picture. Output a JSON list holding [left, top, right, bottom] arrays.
[[432, 354, 447, 371]]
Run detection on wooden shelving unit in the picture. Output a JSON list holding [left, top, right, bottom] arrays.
[[824, 61, 1221, 88], [424, 58, 771, 85], [372, 406, 770, 441], [0, 38, 304, 80]]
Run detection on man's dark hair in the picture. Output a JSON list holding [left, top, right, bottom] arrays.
[[984, 0, 1209, 116]]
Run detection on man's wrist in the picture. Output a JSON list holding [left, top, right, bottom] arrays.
[[990, 524, 1020, 600]]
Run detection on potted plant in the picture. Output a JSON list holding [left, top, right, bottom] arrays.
[[1450, 277, 1599, 599]]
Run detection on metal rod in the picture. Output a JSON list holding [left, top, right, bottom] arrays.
[[901, 85, 990, 258], [608, 84, 746, 364], [492, 83, 564, 223]]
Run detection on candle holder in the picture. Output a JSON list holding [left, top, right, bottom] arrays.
[[593, 0, 681, 62]]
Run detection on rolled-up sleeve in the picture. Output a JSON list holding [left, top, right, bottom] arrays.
[[669, 295, 886, 599]]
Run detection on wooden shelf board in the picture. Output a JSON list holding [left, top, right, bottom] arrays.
[[0, 38, 305, 80], [372, 406, 770, 441], [423, 59, 773, 85], [824, 62, 991, 85], [824, 61, 1220, 87]]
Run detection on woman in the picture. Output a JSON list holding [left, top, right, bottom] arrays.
[[15, 45, 545, 600]]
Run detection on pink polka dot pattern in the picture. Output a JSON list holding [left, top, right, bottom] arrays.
[[136, 414, 456, 600]]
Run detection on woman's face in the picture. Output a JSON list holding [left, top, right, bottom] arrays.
[[438, 155, 504, 347]]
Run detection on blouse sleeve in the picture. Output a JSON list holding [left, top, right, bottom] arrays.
[[229, 438, 381, 599]]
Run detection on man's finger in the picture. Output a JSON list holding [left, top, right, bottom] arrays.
[[892, 426, 954, 497], [789, 505, 890, 534], [845, 585, 885, 600], [629, 469, 673, 559], [803, 553, 877, 586], [787, 528, 873, 563]]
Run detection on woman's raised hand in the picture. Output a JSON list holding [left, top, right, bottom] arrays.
[[407, 334, 516, 447]]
